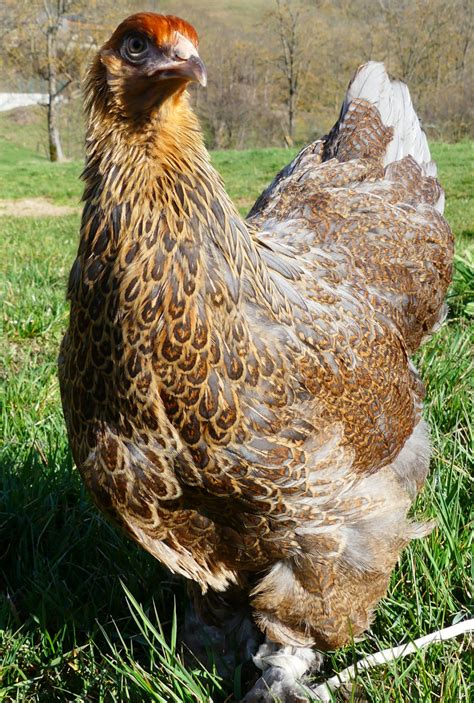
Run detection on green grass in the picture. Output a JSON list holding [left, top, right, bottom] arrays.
[[0, 140, 472, 702], [0, 142, 82, 206], [0, 140, 295, 213]]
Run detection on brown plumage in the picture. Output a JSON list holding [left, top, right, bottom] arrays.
[[59, 12, 453, 700]]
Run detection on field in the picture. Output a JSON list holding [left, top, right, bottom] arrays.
[[0, 139, 472, 702]]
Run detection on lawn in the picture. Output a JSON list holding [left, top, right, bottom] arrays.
[[0, 140, 472, 702]]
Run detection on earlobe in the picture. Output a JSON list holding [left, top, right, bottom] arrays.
[[100, 50, 135, 86], [99, 48, 114, 65]]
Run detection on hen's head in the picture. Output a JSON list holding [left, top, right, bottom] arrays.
[[89, 13, 206, 119]]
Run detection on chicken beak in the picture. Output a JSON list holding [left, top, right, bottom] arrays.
[[151, 54, 207, 87], [174, 55, 207, 87], [147, 32, 207, 87]]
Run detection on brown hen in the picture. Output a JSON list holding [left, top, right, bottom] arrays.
[[58, 12, 453, 701]]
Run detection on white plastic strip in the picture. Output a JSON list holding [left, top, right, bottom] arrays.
[[310, 619, 474, 702]]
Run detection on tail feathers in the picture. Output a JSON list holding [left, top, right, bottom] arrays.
[[347, 62, 432, 171], [329, 61, 443, 212]]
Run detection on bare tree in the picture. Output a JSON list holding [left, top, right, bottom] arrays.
[[273, 0, 308, 145], [40, 1, 112, 161], [43, 2, 70, 161], [1, 0, 113, 161], [373, 0, 473, 137]]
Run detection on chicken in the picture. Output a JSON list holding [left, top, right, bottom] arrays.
[[58, 12, 454, 701]]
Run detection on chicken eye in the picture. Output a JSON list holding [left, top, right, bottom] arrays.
[[122, 34, 149, 63]]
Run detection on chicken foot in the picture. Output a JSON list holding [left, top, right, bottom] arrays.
[[241, 639, 323, 703]]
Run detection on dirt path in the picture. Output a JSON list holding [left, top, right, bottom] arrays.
[[0, 197, 80, 217]]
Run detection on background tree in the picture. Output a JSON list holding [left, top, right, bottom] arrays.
[[0, 0, 472, 155], [272, 0, 308, 145], [374, 0, 473, 140], [1, 0, 113, 161], [44, 0, 74, 161]]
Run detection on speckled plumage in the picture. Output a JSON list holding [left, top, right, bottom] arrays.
[[59, 13, 453, 682]]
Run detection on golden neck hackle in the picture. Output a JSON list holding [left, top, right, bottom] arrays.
[[80, 67, 254, 279], [83, 76, 209, 211]]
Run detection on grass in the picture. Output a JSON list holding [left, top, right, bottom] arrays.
[[0, 137, 294, 213], [0, 139, 472, 702]]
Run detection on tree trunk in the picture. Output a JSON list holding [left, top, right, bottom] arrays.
[[48, 96, 65, 162], [275, 1, 299, 147], [288, 83, 295, 144], [46, 27, 65, 162]]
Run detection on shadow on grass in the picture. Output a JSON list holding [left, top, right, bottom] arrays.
[[0, 443, 228, 700]]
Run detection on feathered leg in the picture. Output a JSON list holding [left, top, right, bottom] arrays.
[[240, 552, 393, 703]]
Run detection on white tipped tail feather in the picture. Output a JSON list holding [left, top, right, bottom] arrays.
[[344, 61, 444, 213]]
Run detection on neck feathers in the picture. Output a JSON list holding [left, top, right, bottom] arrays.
[[83, 63, 210, 206], [75, 75, 252, 318]]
